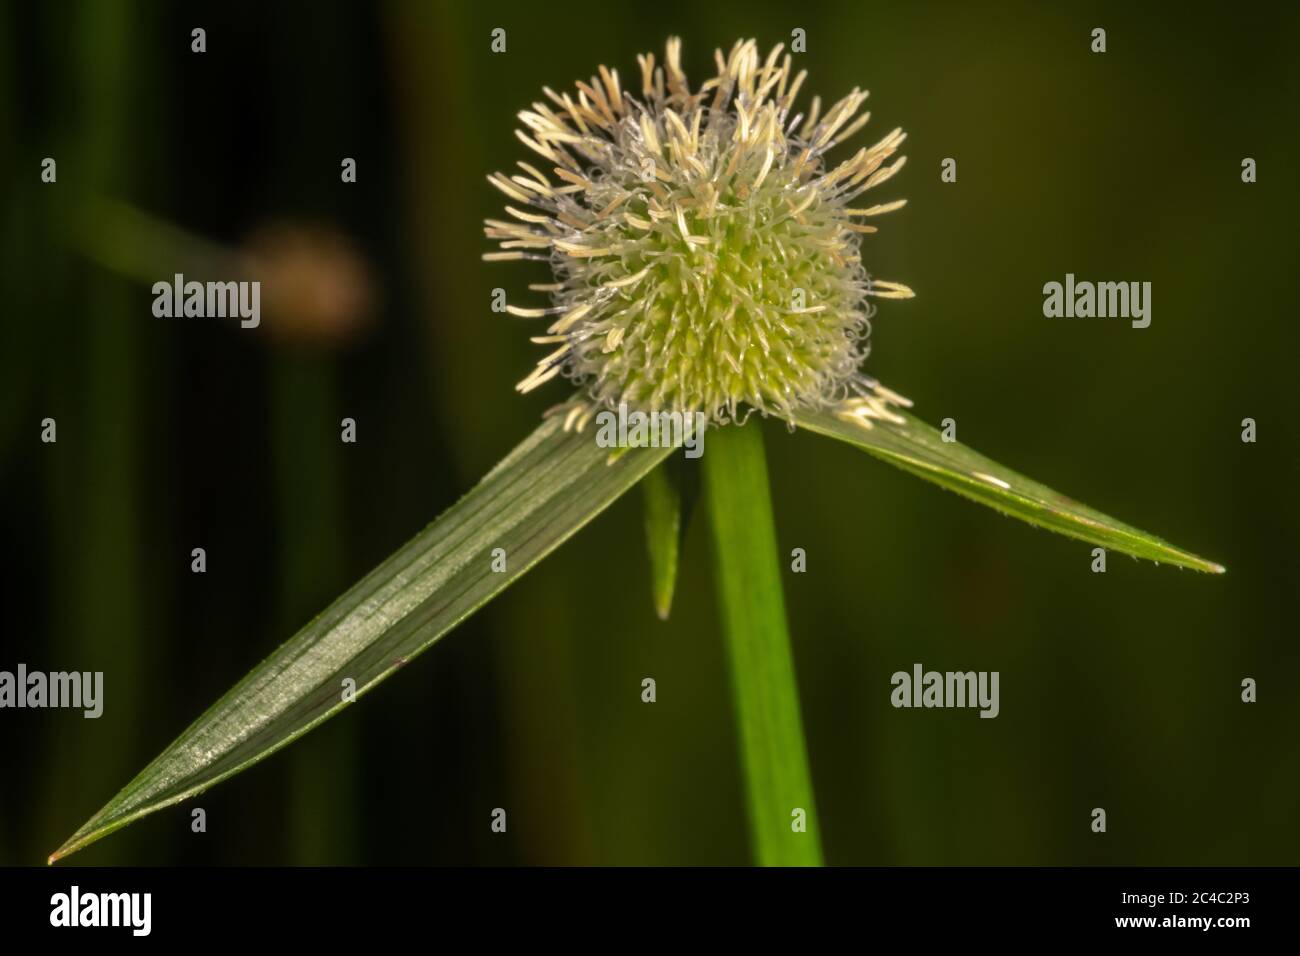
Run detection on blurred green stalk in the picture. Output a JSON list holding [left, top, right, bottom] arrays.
[[271, 357, 359, 864], [42, 0, 146, 864], [704, 422, 823, 866]]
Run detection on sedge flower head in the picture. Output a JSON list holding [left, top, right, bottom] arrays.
[[485, 38, 914, 428]]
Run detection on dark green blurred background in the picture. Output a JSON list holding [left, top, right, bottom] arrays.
[[2, 0, 1296, 865]]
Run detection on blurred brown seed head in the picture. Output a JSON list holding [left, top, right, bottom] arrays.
[[244, 222, 378, 351]]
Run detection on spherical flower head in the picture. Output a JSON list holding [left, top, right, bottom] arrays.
[[485, 38, 913, 427]]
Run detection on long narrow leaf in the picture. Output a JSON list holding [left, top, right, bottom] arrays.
[[641, 465, 682, 619], [640, 456, 698, 620], [52, 416, 671, 862], [794, 405, 1224, 573]]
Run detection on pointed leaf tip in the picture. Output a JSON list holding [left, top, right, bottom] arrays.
[[641, 456, 699, 620], [794, 404, 1224, 574]]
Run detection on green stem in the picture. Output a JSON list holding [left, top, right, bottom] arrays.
[[703, 421, 823, 866]]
